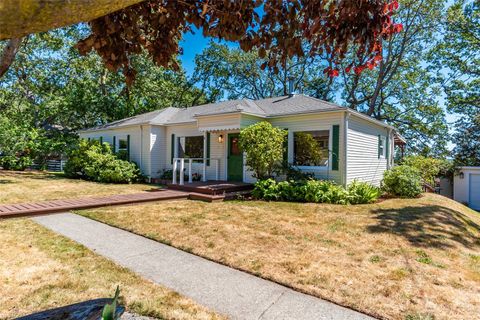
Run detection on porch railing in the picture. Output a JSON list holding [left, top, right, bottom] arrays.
[[172, 158, 220, 185]]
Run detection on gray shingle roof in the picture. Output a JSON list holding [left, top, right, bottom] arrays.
[[80, 94, 347, 132]]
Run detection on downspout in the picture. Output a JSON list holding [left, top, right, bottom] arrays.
[[343, 111, 350, 187], [387, 128, 393, 169]]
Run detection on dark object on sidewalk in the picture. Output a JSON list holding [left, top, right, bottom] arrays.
[[16, 298, 125, 320]]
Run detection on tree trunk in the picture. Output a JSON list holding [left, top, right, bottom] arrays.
[[0, 0, 145, 40], [0, 38, 22, 78]]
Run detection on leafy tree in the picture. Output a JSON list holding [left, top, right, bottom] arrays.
[[401, 155, 452, 186], [192, 42, 337, 101], [339, 0, 449, 156], [0, 27, 207, 165], [432, 0, 480, 165], [239, 122, 286, 180], [452, 116, 480, 166]]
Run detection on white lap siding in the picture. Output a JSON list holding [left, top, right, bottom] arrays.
[[149, 125, 167, 178], [346, 115, 391, 186], [268, 112, 345, 184]]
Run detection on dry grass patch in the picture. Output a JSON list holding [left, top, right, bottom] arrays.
[[0, 170, 153, 204], [0, 218, 221, 319], [79, 194, 480, 320]]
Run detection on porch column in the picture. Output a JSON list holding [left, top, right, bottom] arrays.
[[188, 159, 193, 183], [179, 158, 185, 185], [172, 159, 177, 184], [202, 131, 207, 182]]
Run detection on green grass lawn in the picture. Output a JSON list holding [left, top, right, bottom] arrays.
[[0, 170, 221, 319], [79, 193, 480, 320], [0, 218, 222, 319]]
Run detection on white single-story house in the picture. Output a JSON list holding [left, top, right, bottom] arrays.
[[454, 167, 480, 210], [79, 94, 405, 186]]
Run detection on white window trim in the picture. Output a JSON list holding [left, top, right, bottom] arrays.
[[117, 135, 128, 152], [291, 128, 332, 170], [177, 135, 205, 159], [379, 135, 386, 159]]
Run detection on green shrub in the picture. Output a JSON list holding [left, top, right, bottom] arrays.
[[382, 165, 423, 198], [64, 139, 141, 184], [239, 122, 286, 179], [252, 178, 279, 201], [0, 155, 33, 171], [401, 155, 452, 186], [253, 179, 379, 204], [347, 180, 381, 204]]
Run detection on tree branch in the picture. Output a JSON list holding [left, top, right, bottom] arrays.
[[0, 38, 22, 78], [0, 0, 145, 40]]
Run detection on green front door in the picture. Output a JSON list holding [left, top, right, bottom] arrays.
[[227, 133, 243, 182]]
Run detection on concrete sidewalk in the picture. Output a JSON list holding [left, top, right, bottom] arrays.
[[33, 213, 374, 320]]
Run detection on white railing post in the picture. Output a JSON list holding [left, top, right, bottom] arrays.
[[215, 159, 219, 181], [202, 159, 207, 182], [188, 159, 193, 183], [172, 158, 177, 184], [179, 158, 185, 185]]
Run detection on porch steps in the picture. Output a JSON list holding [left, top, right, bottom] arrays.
[[167, 181, 253, 196]]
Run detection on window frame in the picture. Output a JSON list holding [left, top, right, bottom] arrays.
[[177, 135, 205, 159], [291, 128, 332, 171], [117, 137, 128, 152], [379, 135, 386, 159]]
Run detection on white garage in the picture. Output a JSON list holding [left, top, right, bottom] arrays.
[[454, 167, 480, 210]]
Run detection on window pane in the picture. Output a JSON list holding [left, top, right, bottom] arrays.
[[179, 136, 204, 158], [230, 137, 241, 156], [119, 139, 128, 149], [294, 130, 329, 166]]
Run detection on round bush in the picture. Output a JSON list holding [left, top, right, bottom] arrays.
[[382, 165, 423, 198]]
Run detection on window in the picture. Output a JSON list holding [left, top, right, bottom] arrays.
[[293, 130, 329, 166], [379, 136, 386, 158], [117, 138, 128, 160], [178, 136, 204, 158]]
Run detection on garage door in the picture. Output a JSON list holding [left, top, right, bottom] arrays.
[[470, 174, 480, 210]]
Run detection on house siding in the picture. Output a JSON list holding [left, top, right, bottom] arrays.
[[150, 125, 167, 178], [268, 112, 344, 184], [240, 114, 264, 128], [346, 115, 391, 186], [196, 113, 241, 131]]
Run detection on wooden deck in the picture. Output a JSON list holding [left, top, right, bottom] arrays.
[[166, 181, 254, 195], [0, 190, 189, 219]]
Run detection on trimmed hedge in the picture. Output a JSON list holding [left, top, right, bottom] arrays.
[[252, 179, 380, 205]]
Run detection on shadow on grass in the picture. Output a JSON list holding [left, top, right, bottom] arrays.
[[367, 205, 480, 249]]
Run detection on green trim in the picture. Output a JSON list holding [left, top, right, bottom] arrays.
[[206, 132, 211, 166], [171, 134, 175, 164], [332, 125, 339, 171], [113, 136, 116, 153], [283, 128, 289, 163], [127, 135, 131, 160]]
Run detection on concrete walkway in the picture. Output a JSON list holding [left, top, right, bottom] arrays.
[[33, 213, 374, 320]]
